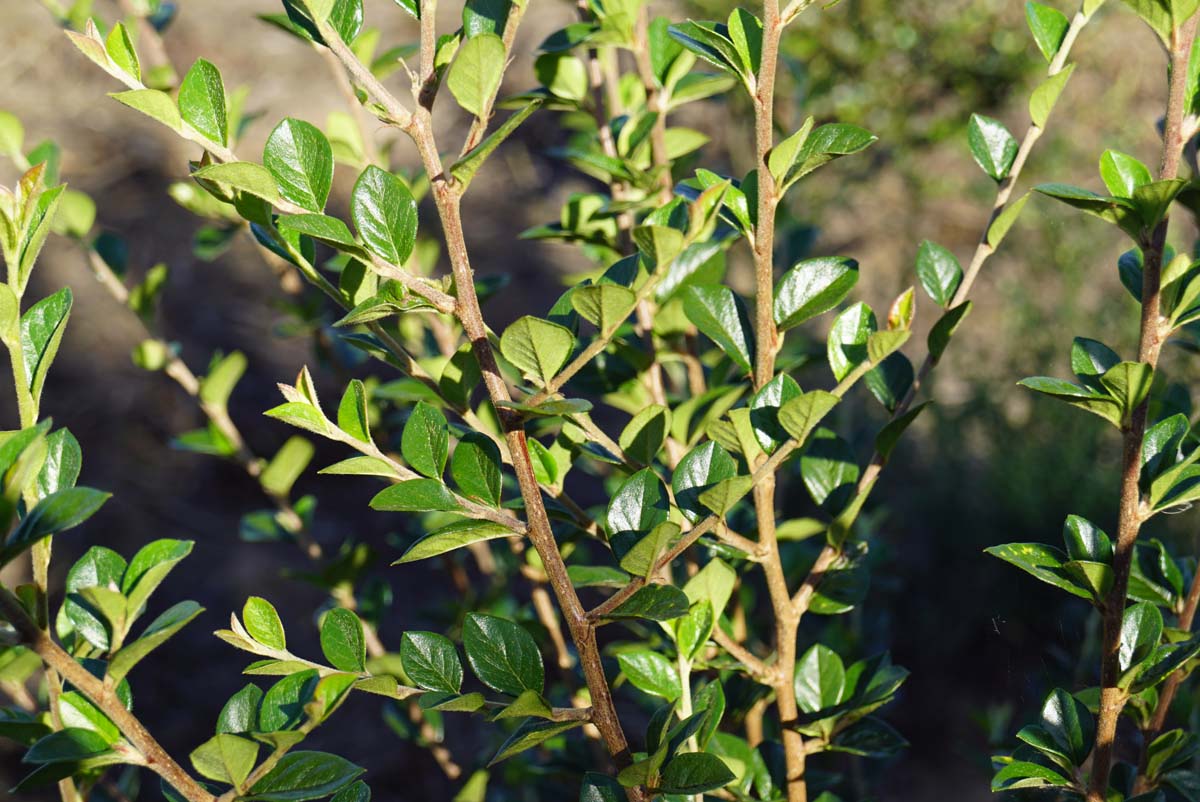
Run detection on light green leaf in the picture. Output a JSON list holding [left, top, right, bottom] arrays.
[[447, 34, 506, 118]]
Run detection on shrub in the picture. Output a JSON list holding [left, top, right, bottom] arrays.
[[0, 1, 1193, 801]]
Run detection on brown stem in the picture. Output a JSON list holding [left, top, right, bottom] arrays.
[[0, 588, 215, 802], [1087, 16, 1199, 802]]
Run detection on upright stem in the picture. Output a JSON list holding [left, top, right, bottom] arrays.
[[407, 107, 643, 799], [749, 0, 806, 799], [1086, 17, 1199, 802]]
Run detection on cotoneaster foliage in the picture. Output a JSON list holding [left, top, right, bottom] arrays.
[[0, 0, 1194, 801]]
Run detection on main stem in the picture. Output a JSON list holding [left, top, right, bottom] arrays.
[[749, 0, 807, 799], [1086, 17, 1198, 801], [407, 109, 643, 800]]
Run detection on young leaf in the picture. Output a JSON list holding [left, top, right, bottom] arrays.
[[179, 59, 228, 146], [1100, 149, 1153, 199], [243, 597, 287, 650], [370, 479, 461, 512], [447, 34, 506, 118], [190, 733, 258, 787], [1029, 64, 1076, 128]]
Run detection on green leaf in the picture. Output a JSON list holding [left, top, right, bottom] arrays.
[[57, 692, 118, 744], [1120, 0, 1199, 42], [500, 316, 575, 387], [675, 601, 715, 662], [110, 89, 182, 131], [672, 441, 737, 523], [351, 166, 418, 265], [1120, 602, 1164, 676], [1062, 515, 1113, 563], [658, 752, 735, 795], [580, 772, 625, 802], [277, 214, 360, 252], [605, 584, 690, 621], [451, 99, 544, 190], [217, 684, 263, 734], [800, 428, 859, 514], [778, 390, 840, 445], [1039, 688, 1095, 766], [463, 613, 544, 696], [193, 162, 280, 205], [984, 542, 1094, 601], [1029, 64, 1076, 128], [21, 288, 73, 409], [989, 192, 1031, 248], [259, 438, 314, 501], [782, 123, 878, 187], [401, 632, 463, 693], [619, 405, 671, 464], [448, 34, 506, 118], [0, 111, 24, 159], [682, 558, 736, 620], [617, 649, 680, 701], [1100, 361, 1154, 427], [572, 284, 637, 333], [259, 670, 319, 731], [489, 718, 581, 765], [243, 597, 286, 650], [915, 241, 962, 308], [264, 118, 334, 212], [968, 114, 1018, 181], [199, 351, 247, 409], [104, 22, 140, 81], [1026, 2, 1070, 60], [320, 608, 366, 672], [607, 468, 670, 538], [190, 733, 258, 787], [463, 0, 511, 37], [451, 433, 503, 506], [1100, 149, 1153, 198], [109, 600, 203, 683], [246, 751, 364, 802], [179, 59, 228, 146], [396, 519, 515, 563], [773, 256, 859, 331], [370, 479, 461, 512], [62, 546, 126, 650], [827, 301, 875, 381], [24, 728, 112, 764], [401, 402, 449, 479], [1017, 376, 1123, 428], [7, 487, 109, 564], [683, 285, 755, 374], [795, 643, 846, 714]]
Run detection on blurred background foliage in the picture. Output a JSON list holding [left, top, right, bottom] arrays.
[[0, 0, 1194, 799]]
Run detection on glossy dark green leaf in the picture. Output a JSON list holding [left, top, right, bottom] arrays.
[[1061, 515, 1113, 563], [683, 284, 754, 374], [21, 287, 73, 408], [605, 584, 690, 622], [826, 302, 875, 381], [463, 0, 511, 38], [24, 728, 112, 764], [915, 241, 962, 308], [1039, 688, 1094, 766], [749, 373, 803, 453], [968, 114, 1017, 181], [401, 402, 449, 479], [773, 256, 859, 331], [350, 166, 418, 265], [607, 468, 670, 538], [264, 118, 334, 212], [463, 613, 544, 696], [245, 751, 364, 801], [1120, 602, 1164, 675], [320, 608, 366, 672], [984, 542, 1094, 601], [489, 718, 581, 765], [259, 670, 319, 732], [658, 752, 735, 794], [451, 433, 503, 506], [800, 428, 859, 514], [401, 632, 462, 694], [794, 643, 845, 714], [7, 487, 109, 564], [217, 684, 263, 734], [672, 441, 737, 523]]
